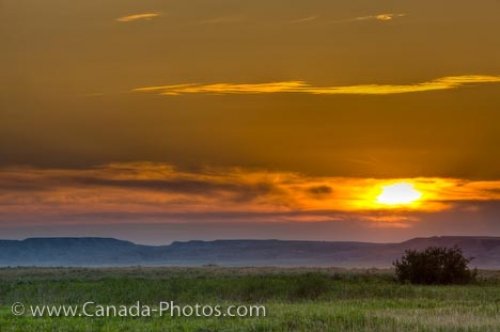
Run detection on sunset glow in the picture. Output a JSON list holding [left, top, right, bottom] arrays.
[[376, 183, 422, 206]]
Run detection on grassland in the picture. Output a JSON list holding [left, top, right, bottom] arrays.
[[0, 267, 499, 331]]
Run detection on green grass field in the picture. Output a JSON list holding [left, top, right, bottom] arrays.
[[1, 267, 499, 331]]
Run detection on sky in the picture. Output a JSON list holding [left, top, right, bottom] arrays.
[[1, 0, 500, 244]]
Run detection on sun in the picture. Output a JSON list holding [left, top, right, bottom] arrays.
[[376, 182, 422, 206]]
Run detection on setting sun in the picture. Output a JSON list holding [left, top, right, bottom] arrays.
[[376, 182, 422, 206]]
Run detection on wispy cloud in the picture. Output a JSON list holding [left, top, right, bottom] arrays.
[[330, 13, 406, 24], [116, 13, 161, 23], [133, 75, 500, 96], [354, 13, 406, 22]]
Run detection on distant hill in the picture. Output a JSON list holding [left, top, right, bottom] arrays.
[[1, 236, 500, 268]]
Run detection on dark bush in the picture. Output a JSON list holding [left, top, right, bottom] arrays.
[[393, 246, 477, 285]]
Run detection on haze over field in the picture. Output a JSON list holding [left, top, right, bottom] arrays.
[[1, 0, 500, 244]]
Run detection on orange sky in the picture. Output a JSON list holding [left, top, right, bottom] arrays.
[[1, 0, 500, 243]]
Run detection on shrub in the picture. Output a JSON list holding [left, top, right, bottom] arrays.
[[393, 246, 477, 285]]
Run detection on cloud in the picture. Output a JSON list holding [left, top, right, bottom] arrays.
[[133, 75, 500, 96], [2, 163, 500, 225], [116, 13, 160, 23], [355, 13, 406, 22], [328, 13, 406, 24], [308, 185, 333, 196], [134, 81, 306, 95]]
